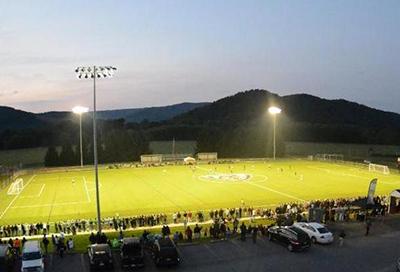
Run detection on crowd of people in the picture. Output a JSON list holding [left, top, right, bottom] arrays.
[[0, 194, 391, 264], [0, 196, 390, 240]]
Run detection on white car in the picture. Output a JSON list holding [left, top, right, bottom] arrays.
[[293, 222, 334, 244], [21, 240, 45, 272]]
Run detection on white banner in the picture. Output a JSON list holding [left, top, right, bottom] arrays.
[[367, 178, 378, 205]]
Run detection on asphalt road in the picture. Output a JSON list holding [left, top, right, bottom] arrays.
[[10, 217, 400, 272]]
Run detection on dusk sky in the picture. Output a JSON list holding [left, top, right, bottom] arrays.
[[0, 0, 399, 113]]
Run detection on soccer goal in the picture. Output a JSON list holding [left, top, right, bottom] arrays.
[[197, 152, 218, 161], [7, 178, 24, 195], [315, 153, 344, 162], [368, 163, 390, 175]]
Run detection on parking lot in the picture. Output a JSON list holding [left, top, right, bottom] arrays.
[[7, 217, 400, 272], [39, 219, 400, 272]]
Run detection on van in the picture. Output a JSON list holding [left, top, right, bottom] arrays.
[[21, 241, 44, 272]]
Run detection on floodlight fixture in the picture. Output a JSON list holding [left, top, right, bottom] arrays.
[[75, 66, 117, 79], [268, 106, 282, 115], [72, 106, 89, 115], [268, 106, 282, 160], [72, 106, 89, 168]]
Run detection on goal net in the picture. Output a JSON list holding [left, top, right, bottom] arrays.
[[7, 178, 24, 195], [315, 153, 344, 162], [368, 163, 390, 175], [140, 154, 162, 164], [197, 152, 218, 161]]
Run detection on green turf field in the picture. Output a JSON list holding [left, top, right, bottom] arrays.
[[0, 160, 399, 224]]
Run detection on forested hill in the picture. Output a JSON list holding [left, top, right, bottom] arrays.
[[0, 102, 209, 132], [96, 102, 209, 122], [147, 89, 400, 157], [2, 89, 400, 164], [0, 106, 45, 131], [173, 90, 400, 129]]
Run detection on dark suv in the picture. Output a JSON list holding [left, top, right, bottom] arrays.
[[151, 238, 180, 266], [88, 244, 113, 271], [120, 237, 144, 269], [267, 225, 311, 252]]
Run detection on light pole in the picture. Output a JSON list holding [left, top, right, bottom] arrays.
[[72, 106, 89, 167], [268, 106, 282, 160], [75, 66, 117, 233]]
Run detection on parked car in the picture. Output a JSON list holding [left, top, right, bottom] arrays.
[[88, 244, 113, 271], [267, 225, 311, 252], [120, 237, 144, 269], [293, 222, 334, 244], [21, 240, 45, 272], [150, 238, 180, 266]]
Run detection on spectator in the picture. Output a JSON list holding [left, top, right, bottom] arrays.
[[13, 238, 21, 255], [194, 224, 202, 240], [67, 238, 74, 251], [57, 239, 65, 258], [89, 232, 96, 244], [42, 235, 49, 255], [252, 227, 257, 244], [185, 226, 193, 242], [365, 219, 372, 236], [240, 223, 247, 241], [339, 230, 346, 247]]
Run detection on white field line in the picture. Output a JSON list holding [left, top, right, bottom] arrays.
[[37, 184, 45, 197], [0, 175, 36, 220], [20, 184, 46, 199], [247, 182, 306, 202], [83, 176, 91, 203], [11, 201, 90, 209], [307, 166, 400, 185]]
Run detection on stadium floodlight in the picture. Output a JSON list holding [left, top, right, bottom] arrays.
[[72, 106, 89, 168], [268, 106, 282, 115], [268, 106, 282, 160], [75, 66, 117, 233]]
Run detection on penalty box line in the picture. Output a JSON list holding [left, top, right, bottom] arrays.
[[0, 175, 37, 220], [246, 182, 306, 203], [82, 176, 91, 203], [19, 184, 46, 199]]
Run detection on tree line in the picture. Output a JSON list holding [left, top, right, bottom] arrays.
[[42, 118, 149, 167]]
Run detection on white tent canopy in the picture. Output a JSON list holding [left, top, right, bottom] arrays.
[[183, 157, 196, 164]]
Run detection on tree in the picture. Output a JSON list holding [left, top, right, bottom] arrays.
[[44, 146, 59, 167], [59, 144, 77, 166]]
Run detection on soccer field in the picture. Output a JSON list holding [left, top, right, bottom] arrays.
[[1, 160, 399, 225]]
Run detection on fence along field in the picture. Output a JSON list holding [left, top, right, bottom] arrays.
[[0, 159, 399, 225]]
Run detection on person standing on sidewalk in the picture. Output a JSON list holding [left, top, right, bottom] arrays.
[[252, 227, 257, 244], [365, 218, 372, 236], [240, 223, 247, 241], [42, 235, 49, 255], [339, 230, 346, 247]]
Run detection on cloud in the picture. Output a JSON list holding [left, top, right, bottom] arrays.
[[0, 90, 19, 97]]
